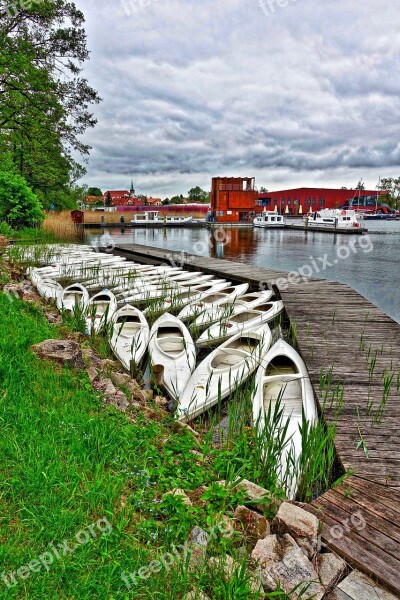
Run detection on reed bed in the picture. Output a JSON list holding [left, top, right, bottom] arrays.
[[43, 211, 83, 241]]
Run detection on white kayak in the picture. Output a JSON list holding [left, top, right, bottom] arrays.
[[193, 290, 274, 328], [177, 283, 249, 322], [85, 290, 118, 334], [252, 339, 317, 500], [110, 305, 150, 371], [36, 278, 63, 301], [148, 313, 196, 401], [57, 283, 89, 313], [176, 324, 272, 422], [155, 280, 230, 312], [196, 300, 284, 347]]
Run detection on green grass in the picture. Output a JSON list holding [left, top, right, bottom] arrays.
[[0, 293, 274, 598]]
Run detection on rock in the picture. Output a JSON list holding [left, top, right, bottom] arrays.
[[327, 570, 398, 600], [31, 339, 84, 370], [317, 552, 347, 590], [216, 514, 235, 539], [183, 591, 211, 600], [100, 358, 118, 371], [213, 416, 230, 443], [187, 486, 207, 507], [209, 554, 236, 578], [111, 372, 132, 387], [272, 502, 320, 560], [208, 555, 263, 593], [96, 378, 117, 396], [234, 505, 270, 541], [251, 534, 325, 599], [87, 366, 99, 383], [186, 526, 210, 572], [112, 390, 130, 411], [154, 395, 168, 407], [234, 479, 281, 513], [164, 489, 192, 506], [141, 389, 154, 402], [45, 312, 61, 324]]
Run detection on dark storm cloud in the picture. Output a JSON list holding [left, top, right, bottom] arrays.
[[77, 0, 400, 194]]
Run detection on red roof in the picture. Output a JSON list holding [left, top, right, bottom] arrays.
[[103, 190, 130, 200]]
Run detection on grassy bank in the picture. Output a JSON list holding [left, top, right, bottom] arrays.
[[0, 292, 290, 598]]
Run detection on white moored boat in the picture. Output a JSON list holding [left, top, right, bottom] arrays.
[[193, 290, 274, 328], [155, 280, 230, 312], [177, 283, 249, 322], [252, 339, 317, 499], [57, 284, 89, 313], [148, 314, 196, 401], [196, 300, 284, 347], [253, 212, 285, 228], [85, 290, 118, 334], [110, 305, 149, 371], [36, 278, 63, 301], [176, 324, 272, 422], [305, 209, 361, 229], [131, 211, 160, 223]]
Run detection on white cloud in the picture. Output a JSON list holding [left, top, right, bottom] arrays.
[[76, 0, 400, 195]]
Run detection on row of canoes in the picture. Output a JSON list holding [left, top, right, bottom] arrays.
[[27, 247, 318, 498]]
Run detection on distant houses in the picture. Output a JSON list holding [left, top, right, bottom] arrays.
[[82, 188, 162, 210]]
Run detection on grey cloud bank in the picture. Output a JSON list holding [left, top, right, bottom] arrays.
[[77, 0, 400, 195]]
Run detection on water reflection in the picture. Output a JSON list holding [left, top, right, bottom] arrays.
[[86, 221, 400, 323]]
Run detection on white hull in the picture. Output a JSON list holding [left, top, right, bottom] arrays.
[[193, 290, 274, 328], [57, 284, 89, 313], [177, 283, 249, 322], [156, 280, 230, 312], [36, 278, 63, 301], [177, 324, 272, 422], [85, 290, 118, 334], [110, 305, 149, 370], [197, 300, 284, 347], [148, 314, 196, 401], [252, 339, 317, 499]]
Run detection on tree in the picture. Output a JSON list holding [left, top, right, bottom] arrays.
[[187, 187, 209, 203], [260, 187, 268, 193], [379, 177, 400, 210], [87, 187, 103, 197], [104, 192, 112, 207], [355, 179, 365, 190], [0, 1, 101, 208], [162, 198, 170, 205], [170, 195, 183, 204], [0, 171, 44, 228]]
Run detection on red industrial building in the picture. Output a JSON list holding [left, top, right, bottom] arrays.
[[209, 177, 264, 223], [210, 179, 388, 222], [258, 187, 387, 215]]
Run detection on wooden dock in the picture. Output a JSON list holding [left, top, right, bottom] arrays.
[[114, 243, 400, 596]]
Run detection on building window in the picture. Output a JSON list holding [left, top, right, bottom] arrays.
[[307, 198, 311, 206], [312, 198, 316, 206], [287, 199, 291, 206], [319, 197, 324, 206]]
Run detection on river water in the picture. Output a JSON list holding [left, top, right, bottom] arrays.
[[86, 220, 400, 324]]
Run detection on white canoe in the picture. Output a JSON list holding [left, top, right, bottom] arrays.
[[252, 339, 317, 500], [193, 290, 274, 328], [197, 300, 284, 347], [110, 305, 150, 371], [148, 313, 197, 401], [57, 283, 90, 313], [85, 290, 118, 334], [177, 283, 249, 322], [156, 280, 230, 312], [36, 278, 63, 301], [176, 324, 272, 422]]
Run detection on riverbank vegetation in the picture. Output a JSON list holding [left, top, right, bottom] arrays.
[[0, 244, 345, 597]]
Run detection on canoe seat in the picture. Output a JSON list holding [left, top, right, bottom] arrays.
[[264, 379, 303, 416], [211, 348, 249, 370], [157, 336, 185, 355]]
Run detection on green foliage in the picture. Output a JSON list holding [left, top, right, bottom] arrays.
[[104, 191, 112, 207], [0, 171, 44, 228], [87, 187, 103, 197], [379, 177, 400, 209], [170, 194, 184, 204], [0, 0, 100, 208], [187, 186, 209, 203], [355, 178, 365, 190]]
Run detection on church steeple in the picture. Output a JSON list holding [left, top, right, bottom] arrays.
[[130, 179, 135, 196]]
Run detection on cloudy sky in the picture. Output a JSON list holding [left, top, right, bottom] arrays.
[[77, 0, 400, 197]]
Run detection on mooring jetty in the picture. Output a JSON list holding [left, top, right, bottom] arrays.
[[111, 242, 400, 596]]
